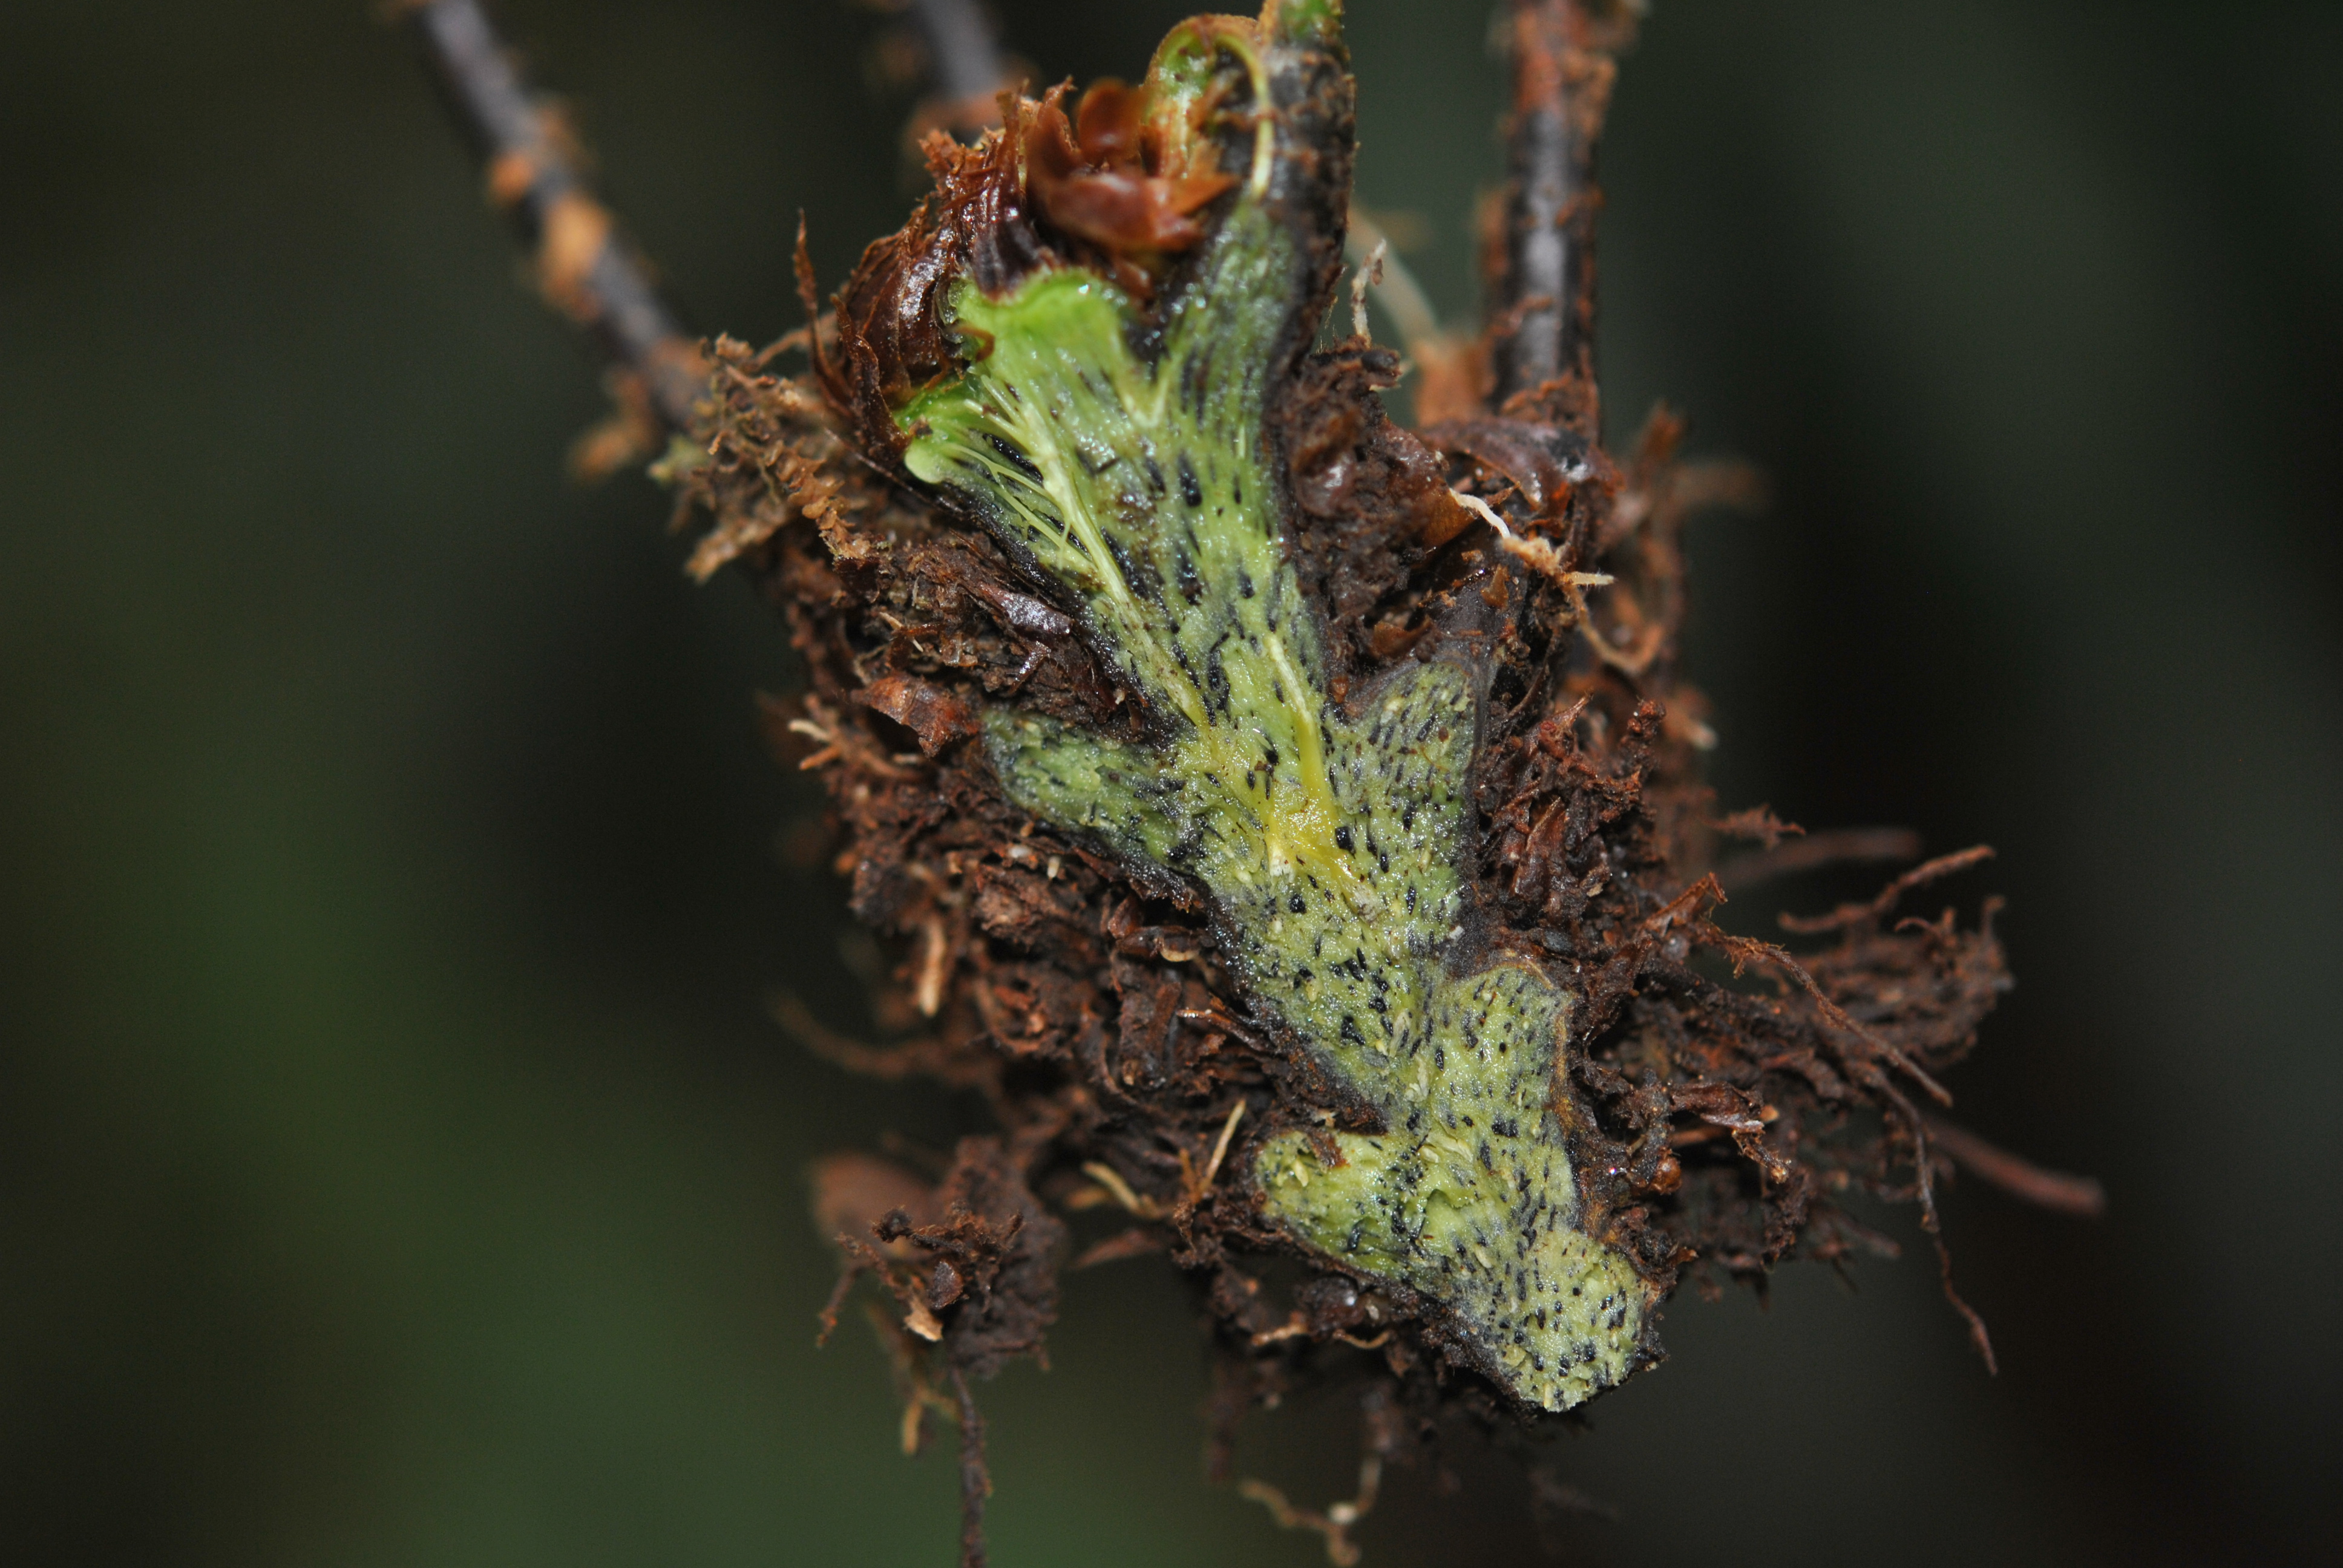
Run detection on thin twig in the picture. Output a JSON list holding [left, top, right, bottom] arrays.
[[404, 0, 707, 457], [1778, 845, 1997, 934], [905, 0, 1014, 108], [863, 0, 1016, 145], [1925, 1117, 2108, 1217], [1748, 936, 1957, 1108], [770, 990, 989, 1089], [1879, 1081, 1998, 1374], [1714, 826, 1925, 893], [949, 1366, 992, 1568], [1486, 0, 1638, 427]]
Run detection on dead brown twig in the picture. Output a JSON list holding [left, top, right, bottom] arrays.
[[1926, 1117, 2108, 1217], [402, 0, 707, 470], [901, 0, 1015, 107], [1487, 0, 1640, 428], [1778, 844, 1999, 934], [1715, 825, 1927, 892]]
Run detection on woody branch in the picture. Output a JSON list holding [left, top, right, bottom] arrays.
[[405, 0, 707, 445], [1486, 0, 1636, 432]]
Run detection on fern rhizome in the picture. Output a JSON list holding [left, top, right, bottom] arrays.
[[413, 1, 2066, 1561]]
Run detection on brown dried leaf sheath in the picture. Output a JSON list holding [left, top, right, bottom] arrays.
[[669, 1, 2013, 1551]]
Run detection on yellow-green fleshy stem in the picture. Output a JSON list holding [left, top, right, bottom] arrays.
[[893, 4, 1648, 1410]]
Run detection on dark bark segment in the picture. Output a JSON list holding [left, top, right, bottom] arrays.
[[405, 0, 707, 448], [1486, 0, 1637, 434]]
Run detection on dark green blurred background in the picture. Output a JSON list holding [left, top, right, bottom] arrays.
[[4, 2, 2338, 1563]]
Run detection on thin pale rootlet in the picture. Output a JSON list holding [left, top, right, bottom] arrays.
[[891, 11, 1644, 1403]]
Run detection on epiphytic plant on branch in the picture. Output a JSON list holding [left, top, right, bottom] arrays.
[[406, 1, 2102, 1561]]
